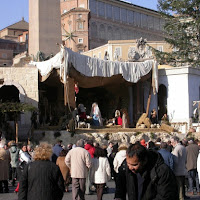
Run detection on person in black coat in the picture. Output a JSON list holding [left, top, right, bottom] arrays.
[[114, 143, 178, 200], [18, 142, 65, 200]]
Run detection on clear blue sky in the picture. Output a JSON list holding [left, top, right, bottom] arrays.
[[0, 0, 158, 30]]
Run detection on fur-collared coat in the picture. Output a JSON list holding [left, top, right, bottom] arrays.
[[0, 148, 10, 180]]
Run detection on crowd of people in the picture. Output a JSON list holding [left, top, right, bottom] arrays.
[[0, 136, 200, 200]]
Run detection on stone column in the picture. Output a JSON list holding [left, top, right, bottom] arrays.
[[29, 0, 62, 57]]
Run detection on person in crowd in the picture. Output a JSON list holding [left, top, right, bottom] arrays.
[[84, 140, 95, 195], [0, 141, 10, 193], [197, 151, 200, 189], [155, 138, 161, 150], [56, 149, 71, 192], [150, 108, 158, 124], [15, 143, 32, 193], [108, 143, 118, 180], [147, 140, 157, 150], [107, 141, 114, 158], [18, 143, 32, 173], [84, 140, 95, 159], [113, 143, 128, 196], [171, 136, 187, 200], [67, 143, 73, 151], [90, 102, 103, 126], [9, 141, 19, 186], [90, 147, 111, 200], [158, 142, 174, 170], [93, 142, 100, 148], [140, 139, 146, 148], [113, 143, 128, 174], [182, 139, 188, 147], [186, 139, 200, 195], [65, 139, 92, 200], [51, 139, 63, 163], [18, 142, 64, 200], [167, 140, 173, 152], [27, 144, 34, 158], [114, 143, 178, 200]]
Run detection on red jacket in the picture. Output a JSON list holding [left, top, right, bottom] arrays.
[[84, 144, 95, 158]]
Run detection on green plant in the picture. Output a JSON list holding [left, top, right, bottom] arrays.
[[134, 132, 141, 136], [150, 132, 156, 140]]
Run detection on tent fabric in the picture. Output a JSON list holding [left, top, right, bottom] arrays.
[[29, 47, 157, 89], [65, 48, 154, 83]]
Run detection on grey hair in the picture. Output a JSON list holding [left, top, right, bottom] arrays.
[[171, 136, 179, 142], [76, 139, 85, 148]]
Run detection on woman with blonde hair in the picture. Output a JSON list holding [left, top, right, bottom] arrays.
[[18, 142, 64, 200]]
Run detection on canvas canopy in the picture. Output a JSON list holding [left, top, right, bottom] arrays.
[[30, 47, 158, 92]]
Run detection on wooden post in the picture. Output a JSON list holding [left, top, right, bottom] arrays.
[[146, 82, 152, 116], [64, 82, 67, 114], [15, 120, 18, 144]]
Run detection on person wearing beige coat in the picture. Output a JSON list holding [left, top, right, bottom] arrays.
[[65, 139, 92, 200], [0, 143, 10, 193]]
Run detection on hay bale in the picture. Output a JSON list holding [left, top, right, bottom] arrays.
[[144, 118, 151, 128], [160, 123, 174, 132], [137, 113, 147, 125]]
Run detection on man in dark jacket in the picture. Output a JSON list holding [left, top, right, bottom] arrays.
[[158, 142, 174, 170], [114, 143, 178, 200]]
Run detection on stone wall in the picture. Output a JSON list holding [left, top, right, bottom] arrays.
[[0, 66, 38, 107], [0, 66, 39, 137], [31, 130, 184, 148]]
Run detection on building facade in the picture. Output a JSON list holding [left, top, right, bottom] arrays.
[[60, 0, 165, 52]]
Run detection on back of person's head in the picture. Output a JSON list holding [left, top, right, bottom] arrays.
[[94, 147, 106, 158], [86, 140, 93, 146], [188, 139, 194, 144], [59, 149, 68, 157], [156, 138, 161, 143], [160, 142, 168, 149], [34, 142, 52, 161], [76, 139, 85, 148], [118, 143, 129, 151], [126, 143, 148, 164], [148, 141, 156, 149]]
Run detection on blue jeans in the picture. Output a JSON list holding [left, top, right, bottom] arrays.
[[188, 169, 199, 192]]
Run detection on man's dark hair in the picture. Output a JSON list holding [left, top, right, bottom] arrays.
[[94, 147, 107, 158], [126, 143, 148, 163], [160, 142, 167, 149]]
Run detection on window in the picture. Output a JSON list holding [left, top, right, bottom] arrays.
[[78, 14, 82, 18], [78, 22, 83, 30], [20, 37, 23, 42], [78, 38, 83, 43]]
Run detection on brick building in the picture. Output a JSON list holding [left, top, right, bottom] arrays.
[[60, 0, 165, 52]]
